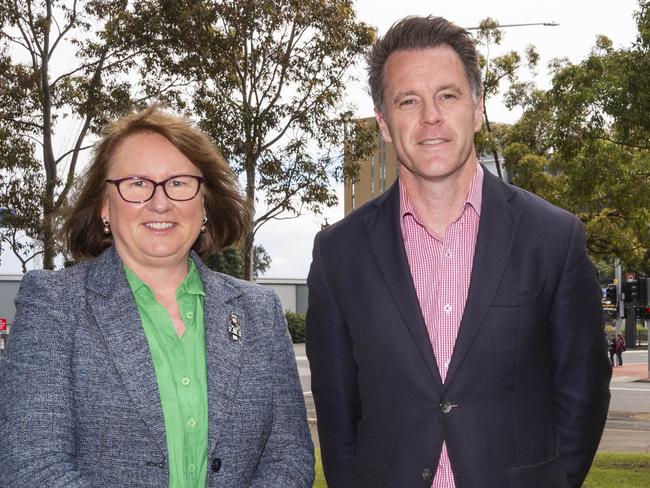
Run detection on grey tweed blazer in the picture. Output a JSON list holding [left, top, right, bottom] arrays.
[[0, 246, 314, 487]]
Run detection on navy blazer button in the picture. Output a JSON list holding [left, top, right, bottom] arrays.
[[211, 457, 222, 472], [440, 401, 454, 414], [422, 468, 434, 481]]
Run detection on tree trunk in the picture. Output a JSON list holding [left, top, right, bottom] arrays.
[[242, 155, 256, 281], [482, 97, 503, 180], [41, 183, 55, 269], [241, 232, 254, 281]]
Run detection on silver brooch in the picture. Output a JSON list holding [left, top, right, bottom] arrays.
[[228, 312, 241, 341]]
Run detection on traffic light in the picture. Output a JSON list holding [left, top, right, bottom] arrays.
[[623, 280, 638, 304], [638, 277, 648, 306], [640, 306, 650, 320], [605, 284, 618, 306]]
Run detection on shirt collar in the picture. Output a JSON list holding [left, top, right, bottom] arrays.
[[399, 163, 484, 225], [124, 259, 205, 300]]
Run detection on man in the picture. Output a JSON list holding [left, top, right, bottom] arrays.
[[306, 16, 611, 488]]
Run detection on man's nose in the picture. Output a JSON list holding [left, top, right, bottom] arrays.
[[421, 100, 442, 125]]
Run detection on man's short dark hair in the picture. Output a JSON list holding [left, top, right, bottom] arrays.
[[367, 16, 482, 113]]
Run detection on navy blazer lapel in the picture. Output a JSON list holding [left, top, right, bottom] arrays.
[[444, 169, 520, 388], [193, 257, 244, 457], [364, 182, 442, 386], [85, 247, 168, 454]]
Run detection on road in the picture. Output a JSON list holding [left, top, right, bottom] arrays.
[[295, 344, 650, 452]]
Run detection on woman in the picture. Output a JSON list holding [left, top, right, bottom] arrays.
[[0, 106, 314, 487], [615, 334, 626, 367]]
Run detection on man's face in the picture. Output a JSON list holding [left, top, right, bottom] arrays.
[[375, 45, 483, 183]]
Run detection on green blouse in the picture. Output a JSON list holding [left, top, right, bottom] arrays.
[[125, 261, 208, 488]]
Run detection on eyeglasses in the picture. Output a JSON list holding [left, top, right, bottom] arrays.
[[105, 175, 204, 203]]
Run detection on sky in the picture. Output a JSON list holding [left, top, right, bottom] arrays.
[[0, 0, 642, 276], [255, 0, 642, 279]]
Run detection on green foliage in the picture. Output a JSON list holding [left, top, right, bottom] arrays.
[[204, 245, 271, 280], [504, 0, 650, 271], [285, 311, 306, 344], [472, 18, 540, 179]]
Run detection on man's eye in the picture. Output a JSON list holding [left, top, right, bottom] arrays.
[[440, 93, 458, 101], [399, 98, 417, 107]]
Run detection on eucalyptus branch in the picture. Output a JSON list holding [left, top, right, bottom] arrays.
[[49, 0, 79, 56]]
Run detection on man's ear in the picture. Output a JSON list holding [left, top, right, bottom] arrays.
[[375, 108, 393, 144], [473, 95, 484, 133]]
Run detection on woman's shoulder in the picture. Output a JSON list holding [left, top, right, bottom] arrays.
[[201, 268, 275, 298], [17, 261, 92, 305]]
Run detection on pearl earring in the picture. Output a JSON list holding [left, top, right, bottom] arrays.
[[102, 217, 111, 235]]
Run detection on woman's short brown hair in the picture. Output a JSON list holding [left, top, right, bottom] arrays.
[[64, 104, 252, 261]]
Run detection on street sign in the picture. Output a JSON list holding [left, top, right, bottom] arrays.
[[0, 318, 6, 331]]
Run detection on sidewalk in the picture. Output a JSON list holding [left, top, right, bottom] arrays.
[[610, 361, 650, 383], [600, 360, 650, 453]]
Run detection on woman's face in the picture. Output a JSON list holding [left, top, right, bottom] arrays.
[[101, 131, 205, 272]]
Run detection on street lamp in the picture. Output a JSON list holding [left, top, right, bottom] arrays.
[[465, 22, 559, 30]]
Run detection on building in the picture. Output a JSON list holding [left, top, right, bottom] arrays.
[[255, 278, 308, 315], [0, 274, 22, 331], [344, 117, 509, 215]]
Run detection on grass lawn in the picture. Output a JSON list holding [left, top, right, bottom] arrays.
[[584, 452, 650, 487], [313, 451, 650, 487]]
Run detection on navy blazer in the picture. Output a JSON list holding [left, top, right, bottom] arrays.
[[306, 169, 611, 488], [0, 247, 314, 487]]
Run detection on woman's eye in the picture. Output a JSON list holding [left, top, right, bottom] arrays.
[[128, 179, 146, 188]]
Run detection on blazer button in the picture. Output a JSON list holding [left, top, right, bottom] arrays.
[[211, 457, 222, 473], [440, 400, 453, 414], [422, 468, 434, 481]]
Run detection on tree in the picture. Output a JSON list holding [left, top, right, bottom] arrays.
[[473, 18, 539, 179], [204, 244, 271, 280], [0, 0, 183, 269], [503, 0, 650, 271], [135, 0, 375, 280]]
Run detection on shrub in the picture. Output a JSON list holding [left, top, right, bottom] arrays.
[[286, 311, 306, 343]]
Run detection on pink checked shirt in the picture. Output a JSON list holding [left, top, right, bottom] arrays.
[[399, 164, 483, 488]]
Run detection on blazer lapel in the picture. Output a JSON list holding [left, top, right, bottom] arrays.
[[364, 182, 442, 386], [85, 247, 167, 453], [444, 170, 520, 388], [193, 256, 244, 457]]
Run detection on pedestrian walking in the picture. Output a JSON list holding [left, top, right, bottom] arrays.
[[615, 334, 626, 366], [608, 337, 616, 367]]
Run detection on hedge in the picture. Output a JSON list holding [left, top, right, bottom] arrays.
[[286, 311, 306, 343]]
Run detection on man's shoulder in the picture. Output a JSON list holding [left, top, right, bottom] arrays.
[[498, 179, 579, 226], [319, 187, 396, 242]]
